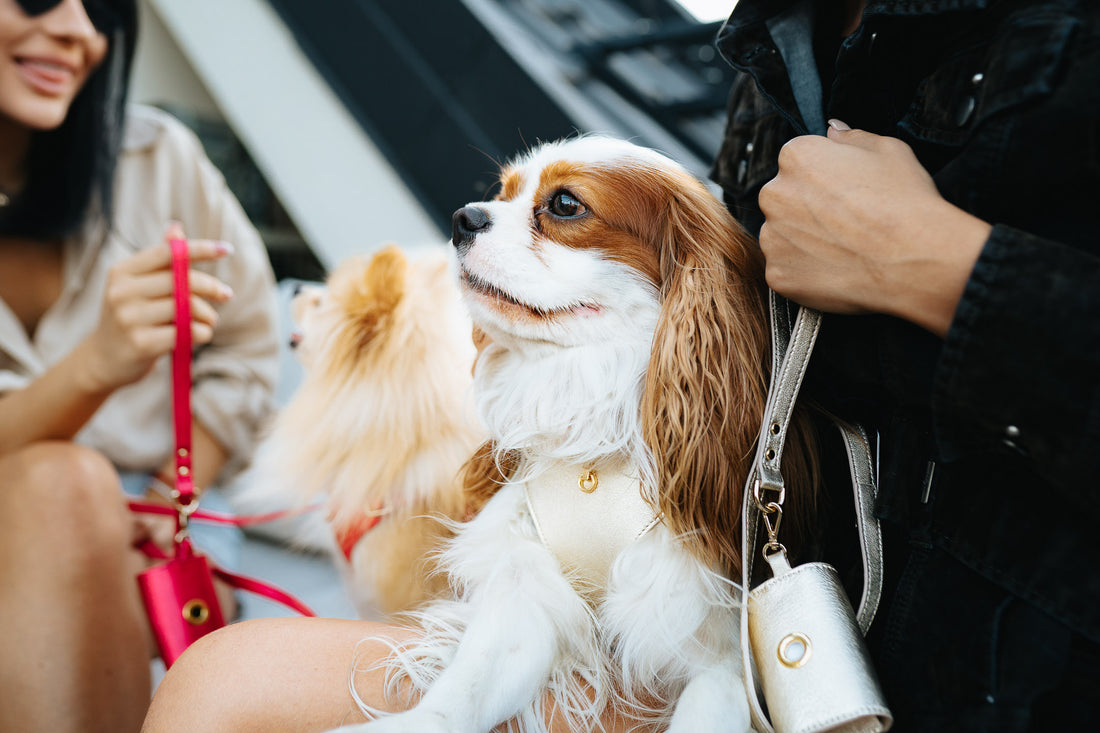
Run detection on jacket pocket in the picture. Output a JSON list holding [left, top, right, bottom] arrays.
[[899, 11, 1079, 147]]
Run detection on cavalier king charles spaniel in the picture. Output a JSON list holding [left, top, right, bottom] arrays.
[[333, 137, 816, 732]]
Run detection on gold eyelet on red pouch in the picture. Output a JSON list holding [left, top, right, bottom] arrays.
[[182, 599, 210, 626]]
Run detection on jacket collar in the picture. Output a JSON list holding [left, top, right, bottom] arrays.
[[862, 0, 990, 16], [719, 0, 991, 40]]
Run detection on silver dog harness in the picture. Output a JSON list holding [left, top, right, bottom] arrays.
[[524, 460, 660, 595]]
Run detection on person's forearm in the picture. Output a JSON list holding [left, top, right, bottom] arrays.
[[0, 340, 115, 454], [875, 198, 991, 338], [152, 419, 228, 494]]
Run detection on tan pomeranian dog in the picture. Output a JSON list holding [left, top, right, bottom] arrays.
[[242, 245, 484, 618]]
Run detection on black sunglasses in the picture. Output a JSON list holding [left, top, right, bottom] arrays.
[[15, 0, 123, 32]]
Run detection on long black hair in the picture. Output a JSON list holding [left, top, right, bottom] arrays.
[[0, 0, 139, 239]]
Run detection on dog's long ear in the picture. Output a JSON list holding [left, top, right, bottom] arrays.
[[460, 441, 517, 515], [642, 176, 814, 573]]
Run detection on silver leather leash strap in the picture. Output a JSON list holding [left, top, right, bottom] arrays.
[[739, 295, 888, 732], [840, 420, 884, 633], [743, 292, 883, 628]]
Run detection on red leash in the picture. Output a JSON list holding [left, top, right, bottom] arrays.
[[132, 234, 315, 665], [129, 498, 323, 616], [128, 499, 319, 528], [131, 526, 317, 618]]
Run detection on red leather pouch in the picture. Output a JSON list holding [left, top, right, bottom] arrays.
[[137, 539, 226, 666]]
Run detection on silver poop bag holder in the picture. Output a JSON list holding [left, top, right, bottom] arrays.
[[740, 294, 893, 733]]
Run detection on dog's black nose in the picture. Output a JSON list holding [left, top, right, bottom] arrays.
[[452, 206, 491, 251]]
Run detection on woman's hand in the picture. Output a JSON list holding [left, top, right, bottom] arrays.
[[758, 120, 992, 337], [79, 225, 234, 393]]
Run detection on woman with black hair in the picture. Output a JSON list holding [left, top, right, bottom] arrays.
[[0, 1, 280, 730]]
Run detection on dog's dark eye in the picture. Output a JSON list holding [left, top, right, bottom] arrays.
[[548, 191, 586, 218]]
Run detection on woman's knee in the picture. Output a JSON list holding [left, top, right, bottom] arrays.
[[147, 618, 399, 731], [145, 624, 251, 730], [1, 441, 128, 553], [149, 619, 346, 731]]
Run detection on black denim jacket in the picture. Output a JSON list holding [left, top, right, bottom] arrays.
[[712, 0, 1100, 641]]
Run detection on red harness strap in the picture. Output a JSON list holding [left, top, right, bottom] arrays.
[[334, 512, 384, 561]]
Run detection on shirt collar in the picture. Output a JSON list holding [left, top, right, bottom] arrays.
[[120, 105, 163, 153]]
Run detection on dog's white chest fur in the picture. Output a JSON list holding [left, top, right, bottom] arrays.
[[523, 460, 660, 592]]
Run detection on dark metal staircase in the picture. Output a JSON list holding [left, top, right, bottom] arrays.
[[264, 0, 732, 231]]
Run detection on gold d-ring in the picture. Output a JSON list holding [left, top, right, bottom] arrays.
[[578, 469, 599, 493]]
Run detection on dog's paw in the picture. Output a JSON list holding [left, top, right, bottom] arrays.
[[667, 671, 754, 733]]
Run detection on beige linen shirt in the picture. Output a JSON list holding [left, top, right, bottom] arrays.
[[0, 105, 280, 483]]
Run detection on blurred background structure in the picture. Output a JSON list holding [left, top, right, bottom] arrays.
[[130, 0, 735, 280]]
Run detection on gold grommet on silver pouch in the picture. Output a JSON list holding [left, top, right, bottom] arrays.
[[778, 632, 812, 668]]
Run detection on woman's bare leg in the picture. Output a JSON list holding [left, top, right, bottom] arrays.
[[0, 442, 151, 733], [143, 615, 664, 733], [142, 617, 417, 732]]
